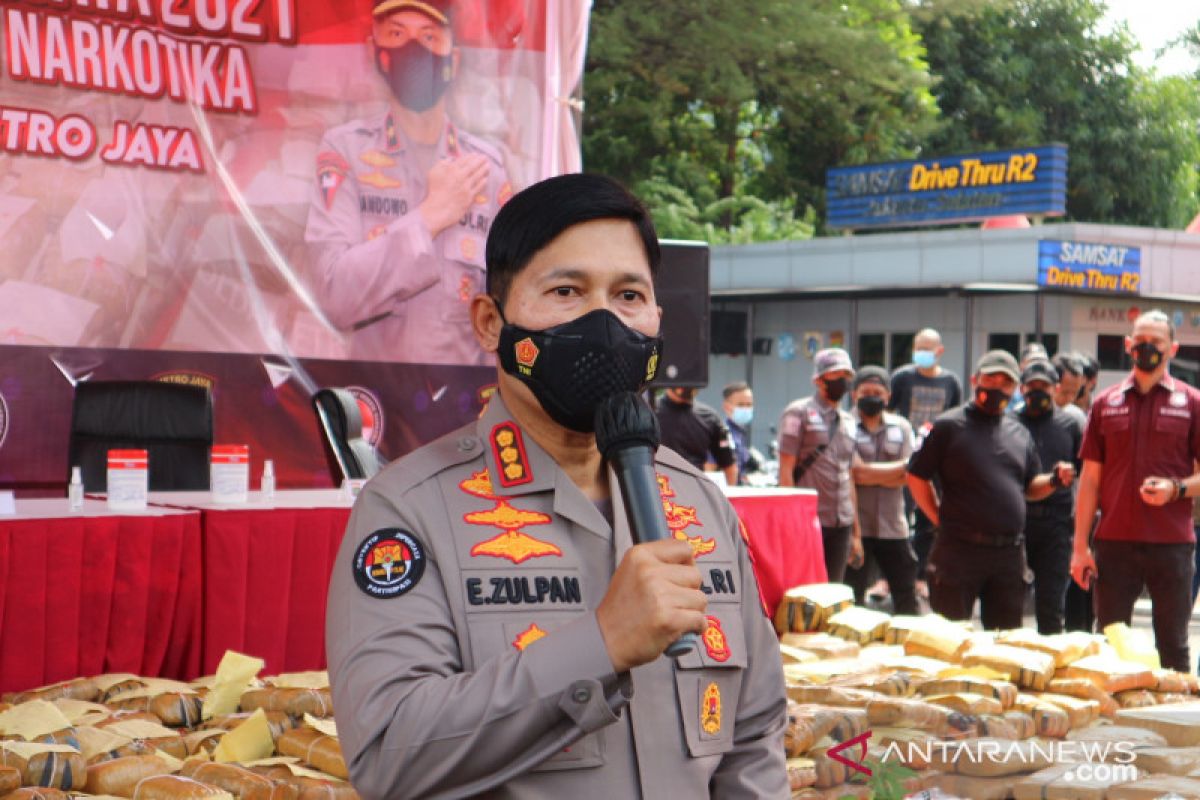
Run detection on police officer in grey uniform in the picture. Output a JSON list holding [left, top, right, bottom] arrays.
[[845, 366, 919, 614], [778, 347, 864, 583], [305, 0, 512, 365], [326, 174, 788, 798]]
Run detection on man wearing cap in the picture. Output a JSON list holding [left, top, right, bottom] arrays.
[[305, 0, 512, 365], [906, 350, 1075, 629], [846, 366, 919, 614], [1014, 359, 1082, 634], [778, 348, 863, 583], [1071, 310, 1200, 672]]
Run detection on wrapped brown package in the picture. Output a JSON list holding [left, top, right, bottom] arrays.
[[1011, 695, 1070, 738], [130, 774, 234, 800], [825, 607, 891, 645], [880, 615, 924, 645], [778, 645, 818, 666], [923, 692, 1004, 717], [1133, 745, 1200, 776], [828, 670, 914, 697], [1030, 693, 1101, 728], [773, 584, 854, 634], [1116, 689, 1158, 709], [275, 731, 346, 781], [924, 773, 1012, 800], [243, 767, 359, 800], [1065, 724, 1169, 748], [96, 712, 164, 729], [975, 713, 1029, 740], [785, 757, 816, 790], [916, 676, 1017, 709], [784, 703, 867, 753], [1104, 774, 1200, 798], [85, 755, 173, 796], [791, 785, 871, 800], [0, 789, 72, 800], [238, 690, 333, 720], [785, 684, 879, 708], [1011, 762, 1124, 800], [903, 618, 971, 663], [864, 697, 952, 731], [4, 679, 100, 705], [180, 761, 299, 800], [1046, 678, 1118, 717], [997, 629, 1099, 668], [1115, 702, 1200, 746], [203, 713, 295, 742], [778, 633, 860, 660], [872, 727, 939, 768], [804, 747, 849, 789], [1060, 655, 1156, 693], [1152, 670, 1191, 694], [0, 765, 20, 794], [150, 694, 205, 728], [923, 737, 1055, 777], [962, 644, 1055, 690], [0, 746, 87, 790]]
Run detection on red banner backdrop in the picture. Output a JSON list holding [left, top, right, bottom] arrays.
[[0, 0, 590, 489]]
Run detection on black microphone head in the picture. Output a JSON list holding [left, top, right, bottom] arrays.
[[594, 391, 660, 459]]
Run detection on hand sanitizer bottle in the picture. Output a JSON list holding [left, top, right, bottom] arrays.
[[261, 459, 276, 502], [69, 466, 84, 511]]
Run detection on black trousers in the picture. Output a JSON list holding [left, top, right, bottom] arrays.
[[1094, 539, 1195, 673], [845, 537, 920, 615], [912, 506, 936, 580], [822, 525, 852, 584], [1024, 510, 1073, 635], [927, 535, 1026, 630]]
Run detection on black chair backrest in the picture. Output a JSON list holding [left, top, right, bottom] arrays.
[[68, 380, 214, 492], [313, 388, 381, 482]]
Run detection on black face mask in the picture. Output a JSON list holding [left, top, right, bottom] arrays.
[[375, 40, 453, 112], [823, 377, 848, 403], [1022, 389, 1054, 417], [974, 386, 1011, 415], [1131, 342, 1165, 374], [856, 395, 885, 417], [497, 307, 663, 433]]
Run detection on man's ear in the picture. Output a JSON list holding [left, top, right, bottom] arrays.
[[471, 294, 503, 353], [1170, 340, 1181, 359]]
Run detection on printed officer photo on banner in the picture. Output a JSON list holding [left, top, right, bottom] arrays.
[[305, 0, 513, 365], [325, 173, 788, 798]]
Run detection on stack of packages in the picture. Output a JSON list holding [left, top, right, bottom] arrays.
[[0, 653, 355, 800], [776, 584, 1200, 799]]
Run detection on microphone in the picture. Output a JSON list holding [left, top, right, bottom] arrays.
[[594, 391, 697, 657]]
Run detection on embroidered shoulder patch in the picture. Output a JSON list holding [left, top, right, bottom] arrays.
[[352, 529, 426, 599]]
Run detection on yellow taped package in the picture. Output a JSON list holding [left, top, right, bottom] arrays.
[[1116, 689, 1158, 709], [976, 712, 1035, 740], [1133, 745, 1200, 776], [923, 736, 1056, 777], [785, 757, 817, 790], [1012, 695, 1070, 738], [1152, 670, 1191, 694], [778, 633, 860, 660], [1061, 654, 1156, 694], [828, 670, 915, 697], [804, 746, 849, 789], [864, 697, 951, 730], [903, 617, 972, 663], [1066, 724, 1169, 748], [917, 676, 1016, 709], [880, 615, 924, 645], [1046, 678, 1118, 717], [773, 584, 854, 634], [1105, 775, 1200, 799], [1104, 622, 1161, 670], [785, 684, 878, 708], [925, 773, 1013, 800], [824, 607, 890, 646], [923, 692, 1004, 717], [782, 658, 871, 684], [1012, 762, 1122, 800], [1030, 693, 1101, 728], [962, 644, 1055, 690], [1115, 702, 1200, 746], [997, 629, 1100, 668], [871, 727, 940, 768], [778, 644, 818, 666]]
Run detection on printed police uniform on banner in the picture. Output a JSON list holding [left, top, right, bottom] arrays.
[[326, 394, 787, 797], [306, 110, 511, 365]]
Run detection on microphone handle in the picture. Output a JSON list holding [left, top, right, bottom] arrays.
[[613, 445, 697, 658]]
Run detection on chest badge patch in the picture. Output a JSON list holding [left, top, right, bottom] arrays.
[[512, 623, 548, 651], [656, 474, 716, 557], [460, 469, 497, 499], [491, 422, 534, 488], [359, 149, 395, 168], [352, 529, 426, 599], [466, 500, 561, 564], [703, 616, 731, 662], [316, 151, 348, 211], [359, 171, 402, 190], [701, 683, 722, 735]]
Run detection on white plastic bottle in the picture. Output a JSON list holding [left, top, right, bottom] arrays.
[[261, 459, 276, 502], [68, 466, 84, 511]]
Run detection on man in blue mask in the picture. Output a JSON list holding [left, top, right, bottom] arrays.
[[721, 382, 755, 484], [305, 0, 513, 365]]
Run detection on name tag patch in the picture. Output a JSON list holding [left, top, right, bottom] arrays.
[[1160, 407, 1191, 419], [465, 571, 583, 610], [701, 568, 738, 600]]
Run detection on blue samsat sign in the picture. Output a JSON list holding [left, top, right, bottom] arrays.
[[1038, 240, 1141, 295], [826, 145, 1067, 230]]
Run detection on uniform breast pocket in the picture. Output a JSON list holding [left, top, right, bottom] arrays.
[[1102, 413, 1132, 440], [1155, 413, 1191, 437], [801, 425, 829, 452], [673, 611, 748, 758]]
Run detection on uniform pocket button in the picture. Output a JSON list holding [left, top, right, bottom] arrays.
[[457, 437, 478, 452], [571, 686, 591, 704]]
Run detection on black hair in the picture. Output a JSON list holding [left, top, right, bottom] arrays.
[[1077, 353, 1100, 380], [853, 365, 890, 390], [1051, 353, 1082, 377], [485, 173, 660, 306], [722, 381, 750, 399]]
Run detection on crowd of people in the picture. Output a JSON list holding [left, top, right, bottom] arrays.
[[660, 314, 1200, 672]]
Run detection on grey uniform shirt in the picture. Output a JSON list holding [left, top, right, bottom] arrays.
[[778, 395, 857, 527], [326, 395, 788, 799], [852, 411, 914, 539], [305, 110, 510, 365]]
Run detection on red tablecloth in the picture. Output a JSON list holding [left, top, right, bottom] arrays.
[[0, 503, 202, 694], [726, 489, 825, 618], [202, 506, 350, 676]]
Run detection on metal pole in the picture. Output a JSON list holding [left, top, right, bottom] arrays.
[[849, 297, 859, 365], [964, 292, 975, 378], [1035, 292, 1045, 344]]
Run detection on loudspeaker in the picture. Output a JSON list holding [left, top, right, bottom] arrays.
[[650, 240, 709, 387]]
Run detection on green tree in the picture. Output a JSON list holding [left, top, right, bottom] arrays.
[[582, 0, 938, 241], [913, 0, 1200, 227]]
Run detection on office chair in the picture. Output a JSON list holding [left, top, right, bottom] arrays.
[[312, 387, 382, 482]]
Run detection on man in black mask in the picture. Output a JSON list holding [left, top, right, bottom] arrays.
[[655, 386, 738, 485], [1014, 359, 1082, 634], [906, 350, 1074, 629], [305, 0, 512, 365], [326, 174, 788, 797], [779, 348, 864, 583]]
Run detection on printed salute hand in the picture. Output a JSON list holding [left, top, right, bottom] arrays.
[[596, 539, 708, 673], [418, 153, 491, 237]]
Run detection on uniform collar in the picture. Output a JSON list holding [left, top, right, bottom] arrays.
[[1118, 371, 1176, 394], [383, 110, 459, 157]]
